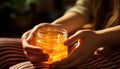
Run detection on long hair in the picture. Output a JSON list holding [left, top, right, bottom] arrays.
[[106, 0, 120, 28], [91, 0, 120, 30]]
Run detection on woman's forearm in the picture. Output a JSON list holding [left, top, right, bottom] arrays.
[[96, 25, 120, 46], [51, 12, 87, 35]]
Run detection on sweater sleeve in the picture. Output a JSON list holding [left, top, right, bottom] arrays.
[[66, 0, 90, 22]]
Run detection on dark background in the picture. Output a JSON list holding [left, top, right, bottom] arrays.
[[0, 0, 76, 38]]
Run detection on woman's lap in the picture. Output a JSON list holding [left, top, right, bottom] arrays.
[[0, 38, 29, 69]]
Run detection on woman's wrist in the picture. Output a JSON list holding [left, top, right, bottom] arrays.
[[95, 26, 120, 47], [95, 30, 109, 47]]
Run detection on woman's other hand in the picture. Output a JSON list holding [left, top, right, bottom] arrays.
[[51, 30, 102, 69]]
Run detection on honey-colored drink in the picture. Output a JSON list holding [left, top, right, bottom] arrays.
[[29, 26, 68, 64]]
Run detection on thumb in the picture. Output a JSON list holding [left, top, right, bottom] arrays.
[[27, 23, 50, 41], [64, 30, 85, 46]]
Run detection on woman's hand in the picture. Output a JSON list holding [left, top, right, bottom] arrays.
[[22, 30, 49, 63], [21, 23, 62, 63], [51, 30, 102, 69], [21, 23, 52, 63]]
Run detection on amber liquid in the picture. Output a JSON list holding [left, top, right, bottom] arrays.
[[29, 27, 68, 64]]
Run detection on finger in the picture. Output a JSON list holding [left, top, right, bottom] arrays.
[[21, 30, 41, 48], [58, 42, 92, 69], [51, 43, 81, 69], [22, 38, 44, 54], [27, 23, 50, 41], [21, 30, 44, 53], [64, 30, 85, 46], [21, 30, 32, 48], [23, 45, 43, 53], [28, 53, 49, 62], [22, 40, 43, 53], [68, 40, 81, 54], [21, 30, 31, 41]]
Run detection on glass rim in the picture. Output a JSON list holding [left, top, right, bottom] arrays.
[[36, 26, 68, 38]]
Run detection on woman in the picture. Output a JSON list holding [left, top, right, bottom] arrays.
[[21, 0, 120, 69]]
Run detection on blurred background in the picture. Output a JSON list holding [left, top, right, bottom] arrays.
[[0, 0, 76, 38]]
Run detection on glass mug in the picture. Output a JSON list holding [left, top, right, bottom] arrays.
[[29, 26, 68, 64]]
